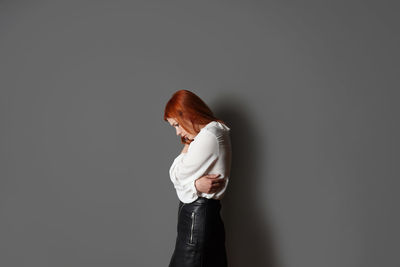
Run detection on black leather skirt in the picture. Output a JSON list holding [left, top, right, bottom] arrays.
[[169, 197, 228, 267]]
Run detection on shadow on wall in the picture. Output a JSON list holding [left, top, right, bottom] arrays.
[[213, 95, 281, 267]]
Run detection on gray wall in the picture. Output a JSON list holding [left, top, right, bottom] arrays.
[[1, 1, 399, 266]]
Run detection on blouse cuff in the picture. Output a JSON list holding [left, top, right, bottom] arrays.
[[191, 178, 199, 196]]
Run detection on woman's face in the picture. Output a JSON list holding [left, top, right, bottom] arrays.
[[167, 118, 195, 141]]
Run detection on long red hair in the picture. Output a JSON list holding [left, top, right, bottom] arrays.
[[164, 89, 227, 144]]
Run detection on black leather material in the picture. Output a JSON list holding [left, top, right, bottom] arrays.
[[169, 197, 228, 267]]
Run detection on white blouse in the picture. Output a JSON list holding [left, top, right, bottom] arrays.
[[169, 121, 232, 203]]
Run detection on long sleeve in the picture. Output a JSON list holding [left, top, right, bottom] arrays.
[[169, 130, 219, 203]]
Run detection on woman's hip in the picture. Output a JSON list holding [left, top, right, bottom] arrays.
[[170, 197, 227, 267], [178, 197, 222, 227], [179, 197, 221, 213], [177, 197, 225, 246]]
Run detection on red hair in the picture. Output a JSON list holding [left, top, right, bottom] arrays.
[[164, 89, 227, 144]]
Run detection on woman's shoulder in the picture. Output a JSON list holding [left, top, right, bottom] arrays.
[[188, 121, 231, 154], [202, 121, 230, 136], [191, 120, 230, 143], [196, 121, 231, 145]]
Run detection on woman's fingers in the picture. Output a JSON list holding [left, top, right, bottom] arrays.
[[209, 179, 225, 193], [206, 174, 220, 178], [210, 184, 224, 193], [211, 179, 225, 185]]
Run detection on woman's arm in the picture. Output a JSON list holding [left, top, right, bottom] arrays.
[[173, 135, 225, 194], [169, 130, 219, 201], [182, 142, 224, 194], [179, 143, 225, 193]]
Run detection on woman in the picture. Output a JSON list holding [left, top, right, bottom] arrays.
[[164, 89, 232, 267]]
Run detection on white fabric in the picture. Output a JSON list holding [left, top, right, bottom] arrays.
[[169, 121, 232, 203]]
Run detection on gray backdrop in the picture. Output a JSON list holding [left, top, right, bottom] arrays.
[[1, 1, 399, 266]]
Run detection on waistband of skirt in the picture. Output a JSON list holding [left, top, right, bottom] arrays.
[[180, 197, 221, 205]]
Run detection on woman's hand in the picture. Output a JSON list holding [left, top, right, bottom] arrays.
[[181, 144, 189, 154], [195, 174, 225, 194]]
